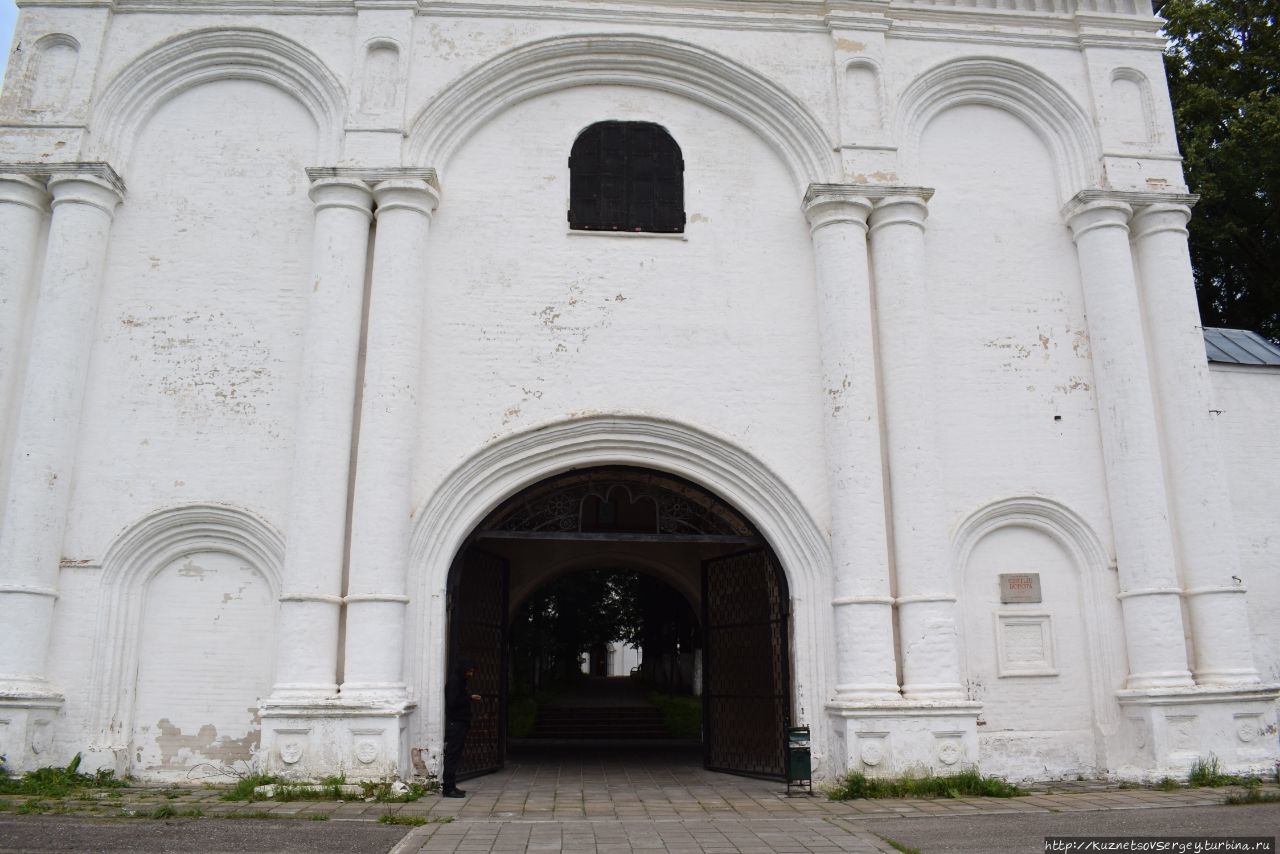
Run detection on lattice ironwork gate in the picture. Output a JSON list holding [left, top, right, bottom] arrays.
[[448, 547, 509, 780], [702, 547, 791, 779]]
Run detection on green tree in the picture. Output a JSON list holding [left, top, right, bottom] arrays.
[[1162, 0, 1280, 342]]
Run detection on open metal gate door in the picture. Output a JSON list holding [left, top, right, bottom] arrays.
[[449, 546, 509, 780], [702, 547, 790, 779]]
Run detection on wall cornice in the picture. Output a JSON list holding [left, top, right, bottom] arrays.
[[82, 0, 1163, 45]]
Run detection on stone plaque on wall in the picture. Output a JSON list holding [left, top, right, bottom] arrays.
[[999, 572, 1041, 603]]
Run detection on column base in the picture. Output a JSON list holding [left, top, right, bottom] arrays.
[[0, 692, 65, 773], [827, 700, 981, 778], [259, 698, 415, 781], [1113, 685, 1280, 780]]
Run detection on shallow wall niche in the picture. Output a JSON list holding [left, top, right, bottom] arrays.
[[841, 60, 884, 143], [90, 505, 283, 780], [1108, 69, 1155, 148], [954, 499, 1119, 780], [130, 551, 275, 777], [360, 41, 401, 116], [22, 34, 80, 113]]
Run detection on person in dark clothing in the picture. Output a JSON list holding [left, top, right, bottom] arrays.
[[442, 658, 479, 798]]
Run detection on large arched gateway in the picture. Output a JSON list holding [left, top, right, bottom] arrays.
[[405, 416, 833, 785], [446, 466, 792, 779]]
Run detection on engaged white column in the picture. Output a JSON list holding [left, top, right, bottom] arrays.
[[867, 190, 965, 702], [1131, 200, 1260, 686], [0, 174, 49, 470], [271, 177, 375, 700], [1065, 194, 1192, 690], [803, 185, 899, 701], [341, 177, 439, 701], [0, 170, 124, 695]]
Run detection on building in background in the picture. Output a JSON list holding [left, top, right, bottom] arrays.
[[0, 0, 1277, 784]]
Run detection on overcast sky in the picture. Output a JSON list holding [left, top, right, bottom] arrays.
[[0, 2, 16, 83]]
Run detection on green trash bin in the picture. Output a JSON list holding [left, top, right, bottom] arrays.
[[786, 725, 812, 795]]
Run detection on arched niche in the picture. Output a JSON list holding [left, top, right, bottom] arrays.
[[23, 33, 80, 113], [87, 28, 345, 165], [1108, 68, 1156, 148], [895, 56, 1103, 203], [359, 39, 402, 117], [952, 497, 1124, 777], [88, 504, 284, 778], [839, 59, 885, 144]]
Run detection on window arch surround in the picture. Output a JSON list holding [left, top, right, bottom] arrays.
[[569, 121, 685, 233], [407, 33, 835, 190]]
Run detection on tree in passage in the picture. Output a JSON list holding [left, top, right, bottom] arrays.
[[1161, 0, 1280, 342]]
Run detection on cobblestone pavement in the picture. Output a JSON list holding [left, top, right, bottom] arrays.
[[2, 745, 1276, 853]]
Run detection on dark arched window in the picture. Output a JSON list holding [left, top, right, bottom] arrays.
[[568, 121, 685, 233]]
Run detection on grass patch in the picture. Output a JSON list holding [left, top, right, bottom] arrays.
[[878, 836, 923, 854], [647, 693, 702, 740], [827, 769, 1023, 801], [218, 809, 277, 820], [1189, 756, 1234, 787], [1187, 756, 1261, 788], [1225, 786, 1280, 806], [222, 773, 428, 804], [143, 805, 204, 820], [0, 754, 127, 798], [378, 813, 428, 826], [363, 780, 431, 802], [307, 813, 331, 821], [1155, 777, 1182, 791], [220, 774, 279, 802]]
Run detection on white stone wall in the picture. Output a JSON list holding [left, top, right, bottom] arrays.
[[1212, 366, 1280, 688], [1, 0, 1275, 782]]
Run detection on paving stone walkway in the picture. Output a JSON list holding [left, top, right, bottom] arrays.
[[4, 743, 1274, 853]]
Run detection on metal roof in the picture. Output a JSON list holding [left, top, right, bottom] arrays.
[[1203, 327, 1280, 367]]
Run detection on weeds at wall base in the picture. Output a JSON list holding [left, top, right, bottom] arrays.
[[827, 769, 1024, 801]]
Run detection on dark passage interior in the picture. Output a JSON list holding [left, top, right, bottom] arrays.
[[445, 467, 792, 780]]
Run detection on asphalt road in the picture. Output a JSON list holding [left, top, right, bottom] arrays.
[[1, 804, 1277, 853], [850, 802, 1280, 853], [0, 815, 410, 853]]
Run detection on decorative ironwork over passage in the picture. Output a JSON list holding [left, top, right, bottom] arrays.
[[477, 468, 756, 538]]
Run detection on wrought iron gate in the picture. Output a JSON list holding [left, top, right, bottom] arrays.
[[702, 547, 790, 779], [448, 547, 509, 779]]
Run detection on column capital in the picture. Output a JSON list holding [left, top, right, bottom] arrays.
[[803, 185, 872, 233], [868, 190, 931, 234], [0, 162, 126, 197], [0, 174, 50, 213], [308, 177, 375, 220], [1063, 194, 1132, 242], [1130, 202, 1194, 241], [372, 178, 440, 219], [47, 173, 125, 217], [1063, 189, 1199, 236]]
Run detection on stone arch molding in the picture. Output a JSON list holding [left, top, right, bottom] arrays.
[[405, 413, 833, 759], [896, 57, 1103, 203], [88, 28, 345, 165], [407, 33, 837, 190], [87, 503, 284, 751], [951, 496, 1122, 732]]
